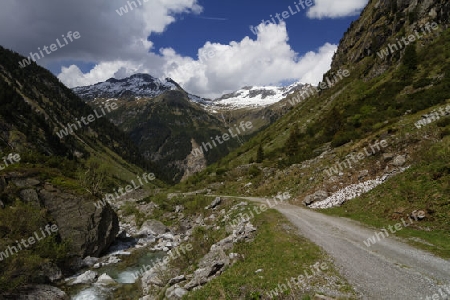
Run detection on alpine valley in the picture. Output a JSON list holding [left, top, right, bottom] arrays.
[[0, 0, 450, 299]]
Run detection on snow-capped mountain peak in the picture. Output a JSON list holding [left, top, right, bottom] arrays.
[[72, 73, 180, 100], [209, 81, 306, 109]]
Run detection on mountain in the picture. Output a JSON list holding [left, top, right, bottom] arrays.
[[73, 73, 211, 105], [207, 81, 306, 110], [72, 75, 315, 182], [73, 75, 260, 182], [73, 73, 178, 100]]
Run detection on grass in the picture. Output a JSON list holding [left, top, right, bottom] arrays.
[[322, 136, 450, 258], [185, 202, 355, 299]]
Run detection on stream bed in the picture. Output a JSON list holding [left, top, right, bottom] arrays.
[[61, 239, 165, 299]]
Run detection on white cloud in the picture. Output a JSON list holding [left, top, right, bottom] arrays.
[[58, 22, 337, 98], [0, 0, 202, 63], [160, 23, 337, 98], [307, 0, 368, 19], [0, 1, 338, 98]]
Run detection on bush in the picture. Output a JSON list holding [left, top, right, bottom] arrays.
[[331, 131, 355, 147], [436, 117, 450, 128], [216, 168, 227, 176], [248, 165, 261, 177]]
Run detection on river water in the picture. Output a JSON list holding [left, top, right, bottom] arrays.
[[62, 240, 165, 299]]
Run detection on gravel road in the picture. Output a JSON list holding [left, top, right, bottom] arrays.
[[241, 197, 450, 300]]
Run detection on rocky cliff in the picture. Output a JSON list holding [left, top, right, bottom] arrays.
[[329, 0, 450, 76], [5, 171, 119, 259]]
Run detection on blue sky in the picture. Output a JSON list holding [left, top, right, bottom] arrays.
[[151, 0, 358, 59], [0, 0, 369, 98]]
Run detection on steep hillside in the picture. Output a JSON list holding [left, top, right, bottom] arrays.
[[175, 0, 450, 254], [0, 46, 163, 294]]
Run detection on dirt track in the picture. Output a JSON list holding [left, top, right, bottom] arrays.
[[241, 197, 450, 300]]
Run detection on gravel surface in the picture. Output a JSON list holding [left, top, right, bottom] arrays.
[[241, 197, 450, 300]]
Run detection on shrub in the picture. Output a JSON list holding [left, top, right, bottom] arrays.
[[331, 131, 355, 147], [248, 165, 261, 177]]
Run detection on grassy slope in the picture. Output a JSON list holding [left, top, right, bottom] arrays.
[[322, 134, 450, 258], [126, 194, 355, 299], [186, 206, 355, 300], [169, 27, 450, 260]]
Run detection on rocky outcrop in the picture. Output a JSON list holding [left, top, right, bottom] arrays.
[[184, 248, 230, 290], [181, 139, 208, 181], [9, 173, 120, 258], [39, 185, 119, 258], [330, 0, 450, 73]]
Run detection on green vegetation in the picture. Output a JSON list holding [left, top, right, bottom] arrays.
[[185, 202, 355, 299], [323, 136, 450, 258], [0, 201, 70, 293]]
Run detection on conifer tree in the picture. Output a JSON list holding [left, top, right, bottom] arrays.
[[256, 144, 264, 163], [285, 124, 299, 157]]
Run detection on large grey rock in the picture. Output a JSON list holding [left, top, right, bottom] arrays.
[[39, 187, 119, 257], [165, 285, 188, 299], [70, 270, 98, 285], [303, 190, 328, 205], [40, 262, 63, 282], [138, 219, 169, 237], [96, 273, 116, 285], [12, 178, 40, 188], [82, 256, 99, 267], [184, 248, 230, 290], [142, 265, 167, 287], [206, 197, 222, 209], [168, 275, 186, 285], [392, 155, 406, 166]]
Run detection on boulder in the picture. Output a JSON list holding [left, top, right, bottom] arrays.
[[39, 187, 119, 258], [392, 155, 406, 166], [168, 275, 186, 285], [70, 270, 98, 285], [11, 178, 40, 188], [96, 273, 116, 285], [206, 197, 221, 209], [184, 248, 230, 290], [138, 220, 169, 237], [40, 262, 63, 282], [142, 266, 166, 287], [165, 285, 188, 299], [174, 205, 184, 213], [303, 190, 328, 205], [82, 256, 99, 267]]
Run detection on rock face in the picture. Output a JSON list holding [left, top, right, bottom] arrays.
[[11, 174, 119, 258], [181, 139, 208, 181], [40, 187, 119, 257], [330, 0, 450, 73]]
